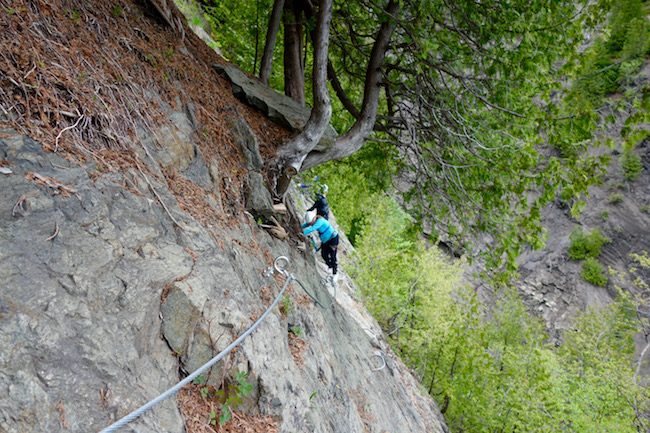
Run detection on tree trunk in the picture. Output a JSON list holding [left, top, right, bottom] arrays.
[[274, 0, 333, 195], [259, 0, 285, 85], [283, 0, 305, 105], [301, 0, 399, 170]]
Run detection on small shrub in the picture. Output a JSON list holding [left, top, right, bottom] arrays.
[[69, 9, 81, 21], [581, 258, 608, 287], [574, 42, 620, 100], [600, 211, 609, 221], [621, 151, 643, 181], [111, 4, 123, 17], [621, 18, 650, 60], [568, 228, 610, 260], [162, 47, 175, 60], [289, 325, 303, 337], [218, 371, 253, 425], [280, 295, 293, 316], [618, 59, 645, 86], [641, 204, 650, 214], [608, 193, 624, 205]]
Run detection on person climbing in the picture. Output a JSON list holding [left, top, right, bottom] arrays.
[[306, 184, 330, 220], [302, 210, 339, 276]]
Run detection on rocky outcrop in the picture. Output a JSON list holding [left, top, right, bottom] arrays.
[[517, 140, 650, 333], [0, 122, 447, 433], [213, 62, 338, 151]]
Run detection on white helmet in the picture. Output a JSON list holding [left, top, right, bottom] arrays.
[[305, 210, 317, 223]]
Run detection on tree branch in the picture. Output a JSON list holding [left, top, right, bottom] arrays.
[[302, 0, 399, 170]]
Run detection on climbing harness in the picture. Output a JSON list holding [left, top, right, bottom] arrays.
[[97, 256, 294, 433]]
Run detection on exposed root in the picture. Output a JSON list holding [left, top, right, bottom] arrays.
[[24, 172, 76, 197], [12, 194, 28, 217], [135, 161, 185, 230], [0, 0, 291, 232], [54, 114, 84, 152], [45, 221, 59, 241]]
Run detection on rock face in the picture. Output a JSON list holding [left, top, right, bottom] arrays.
[[214, 62, 338, 151], [513, 63, 650, 373], [0, 125, 447, 433], [516, 145, 650, 336]]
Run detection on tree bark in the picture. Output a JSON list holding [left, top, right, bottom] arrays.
[[283, 0, 305, 105], [259, 0, 285, 85], [274, 0, 333, 195], [301, 0, 399, 171]]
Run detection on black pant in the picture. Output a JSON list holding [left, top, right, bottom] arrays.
[[321, 235, 339, 274]]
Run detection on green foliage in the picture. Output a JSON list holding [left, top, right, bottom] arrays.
[[339, 168, 649, 427], [289, 325, 303, 338], [280, 295, 293, 316], [622, 17, 650, 60], [111, 5, 123, 18], [621, 150, 643, 181], [218, 371, 253, 425], [581, 257, 609, 286], [307, 142, 396, 245], [568, 228, 610, 260], [608, 192, 624, 205], [558, 292, 646, 431], [607, 0, 646, 54], [182, 0, 284, 89], [349, 203, 647, 432], [69, 9, 81, 22], [192, 371, 253, 426], [572, 41, 621, 103], [201, 0, 625, 275], [629, 251, 650, 291], [174, 0, 211, 32], [572, 0, 650, 102]]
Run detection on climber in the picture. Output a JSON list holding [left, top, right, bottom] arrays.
[[302, 210, 339, 276], [306, 184, 330, 220]]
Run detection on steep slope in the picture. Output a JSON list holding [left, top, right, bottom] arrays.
[[514, 62, 650, 369], [0, 1, 447, 433]]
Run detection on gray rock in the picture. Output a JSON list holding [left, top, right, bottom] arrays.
[[182, 147, 212, 189], [229, 113, 263, 171], [161, 284, 201, 355], [245, 171, 275, 220], [0, 131, 447, 433], [214, 63, 337, 151]]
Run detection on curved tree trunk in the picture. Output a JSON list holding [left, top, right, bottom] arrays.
[[259, 0, 285, 85], [301, 0, 399, 171], [274, 0, 333, 195]]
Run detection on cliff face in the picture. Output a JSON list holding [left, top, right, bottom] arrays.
[[0, 2, 447, 433], [514, 63, 650, 370]]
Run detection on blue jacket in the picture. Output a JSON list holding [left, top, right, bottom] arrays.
[[302, 217, 338, 243]]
